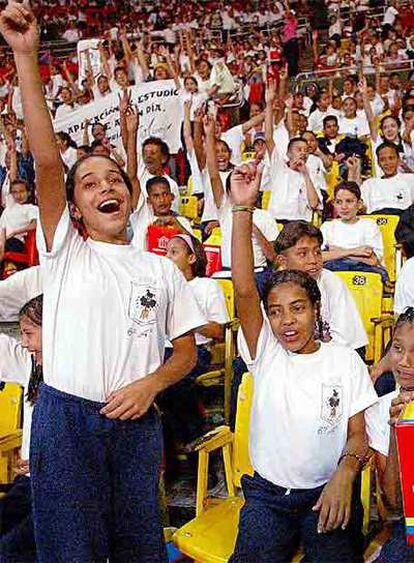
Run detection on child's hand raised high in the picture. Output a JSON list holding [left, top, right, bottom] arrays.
[[230, 163, 261, 208], [0, 1, 38, 55]]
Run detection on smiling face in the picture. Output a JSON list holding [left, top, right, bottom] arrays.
[[381, 117, 399, 142], [277, 236, 323, 279], [266, 282, 319, 353], [390, 323, 414, 391], [378, 145, 399, 177], [20, 315, 42, 365], [323, 118, 339, 139], [143, 143, 165, 175], [342, 97, 357, 118], [71, 156, 131, 243], [216, 140, 231, 171]]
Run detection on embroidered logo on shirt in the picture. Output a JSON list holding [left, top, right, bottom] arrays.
[[128, 282, 160, 326], [320, 384, 343, 425]]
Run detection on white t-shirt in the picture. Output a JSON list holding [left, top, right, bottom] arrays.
[[0, 265, 42, 322], [318, 269, 368, 349], [382, 6, 398, 26], [308, 108, 340, 134], [54, 103, 78, 121], [36, 206, 206, 402], [138, 160, 180, 213], [61, 146, 78, 172], [221, 124, 244, 166], [188, 277, 229, 345], [268, 150, 322, 221], [365, 389, 398, 456], [200, 169, 232, 223], [0, 334, 33, 460], [239, 318, 377, 488], [338, 115, 370, 138], [272, 122, 290, 159], [130, 193, 193, 251], [307, 153, 327, 193], [0, 203, 38, 241], [360, 173, 414, 214], [321, 218, 384, 261], [216, 194, 279, 268], [394, 256, 414, 314]]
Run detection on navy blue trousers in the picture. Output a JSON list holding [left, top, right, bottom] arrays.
[[230, 472, 362, 563], [375, 519, 414, 562], [323, 258, 389, 283], [0, 475, 36, 562], [30, 383, 167, 563]]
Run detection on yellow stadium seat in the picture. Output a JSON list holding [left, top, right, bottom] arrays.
[[242, 151, 256, 162], [261, 190, 271, 210], [325, 161, 341, 200], [334, 271, 393, 363], [196, 279, 239, 422], [0, 382, 23, 484], [187, 175, 194, 195], [179, 195, 200, 222], [174, 373, 374, 561], [359, 214, 401, 285]]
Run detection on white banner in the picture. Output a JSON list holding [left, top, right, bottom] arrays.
[[77, 39, 101, 83], [53, 80, 183, 153]]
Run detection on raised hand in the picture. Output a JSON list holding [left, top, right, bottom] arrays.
[[203, 113, 215, 137], [0, 1, 39, 54], [125, 104, 139, 134], [230, 163, 261, 207], [265, 79, 277, 105], [119, 88, 132, 115]]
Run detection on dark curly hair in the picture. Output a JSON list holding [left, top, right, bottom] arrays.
[[263, 269, 323, 338], [395, 307, 414, 329], [65, 154, 133, 203], [274, 221, 323, 255], [19, 295, 43, 405], [171, 234, 208, 278]]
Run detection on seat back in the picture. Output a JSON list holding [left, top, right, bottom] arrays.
[[232, 373, 254, 488], [0, 382, 23, 437], [261, 190, 271, 210], [334, 271, 383, 362], [360, 214, 399, 283], [179, 195, 199, 221], [217, 279, 235, 319]]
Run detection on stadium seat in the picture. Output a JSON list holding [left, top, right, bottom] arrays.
[[0, 382, 23, 484], [179, 195, 200, 222]]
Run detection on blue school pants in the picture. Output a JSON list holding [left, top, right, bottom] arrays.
[[30, 383, 167, 563], [230, 472, 362, 563]]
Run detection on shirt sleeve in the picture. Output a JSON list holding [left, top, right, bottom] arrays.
[[365, 393, 394, 456], [394, 260, 414, 314], [366, 220, 384, 262], [206, 280, 230, 324], [0, 334, 31, 386], [320, 222, 329, 250], [348, 350, 378, 417], [0, 266, 42, 322], [254, 210, 279, 242], [36, 204, 81, 261], [238, 312, 281, 371], [165, 261, 207, 341]]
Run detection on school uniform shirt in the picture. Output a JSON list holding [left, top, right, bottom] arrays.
[[0, 334, 33, 461], [320, 218, 384, 262], [338, 115, 370, 138], [54, 103, 79, 121], [216, 194, 279, 269], [138, 160, 180, 213], [221, 125, 244, 166], [238, 317, 377, 489], [188, 277, 229, 345], [0, 202, 38, 241], [200, 169, 232, 223], [267, 150, 323, 222], [0, 265, 42, 322], [272, 122, 290, 159], [307, 153, 327, 193], [394, 257, 414, 314], [365, 389, 398, 457], [317, 269, 369, 349], [308, 108, 341, 134], [130, 193, 194, 251], [360, 173, 414, 214], [61, 146, 78, 172], [36, 205, 206, 402]]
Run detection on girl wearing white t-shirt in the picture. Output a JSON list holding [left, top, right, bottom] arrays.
[[365, 308, 414, 562], [0, 295, 42, 561], [0, 6, 205, 561], [321, 182, 388, 282], [161, 234, 229, 450], [229, 164, 376, 561]]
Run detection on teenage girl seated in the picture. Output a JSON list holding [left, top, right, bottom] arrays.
[[161, 234, 229, 452], [321, 181, 388, 282], [229, 163, 377, 562], [365, 307, 414, 562], [0, 179, 37, 254]]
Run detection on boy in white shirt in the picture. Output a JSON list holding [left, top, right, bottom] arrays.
[[275, 221, 369, 354], [361, 143, 414, 214], [0, 179, 37, 253]]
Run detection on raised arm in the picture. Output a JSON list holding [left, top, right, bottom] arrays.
[[203, 114, 225, 208], [183, 100, 194, 154], [230, 164, 263, 359], [135, 39, 149, 81], [122, 104, 141, 210], [265, 80, 276, 156], [0, 1, 65, 251], [240, 111, 265, 135], [360, 76, 377, 142]]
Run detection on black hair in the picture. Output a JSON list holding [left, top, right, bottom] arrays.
[[395, 307, 414, 330], [91, 121, 107, 134], [173, 235, 208, 277], [65, 154, 133, 203], [57, 131, 77, 149], [380, 114, 401, 130], [10, 178, 28, 190], [287, 137, 306, 154], [375, 141, 400, 159], [146, 176, 171, 195], [142, 136, 170, 159], [323, 115, 338, 128], [262, 269, 323, 338], [77, 144, 91, 155], [334, 180, 361, 200], [19, 295, 43, 405], [274, 221, 323, 254]]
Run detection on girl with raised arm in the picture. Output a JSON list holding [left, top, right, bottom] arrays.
[[229, 164, 377, 562], [0, 2, 205, 560]]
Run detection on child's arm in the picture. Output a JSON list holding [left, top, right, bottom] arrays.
[[0, 2, 66, 251], [230, 164, 263, 359], [203, 114, 224, 208], [7, 218, 36, 239], [265, 80, 276, 156]]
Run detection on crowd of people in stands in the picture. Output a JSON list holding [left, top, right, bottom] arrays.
[[0, 0, 414, 561]]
